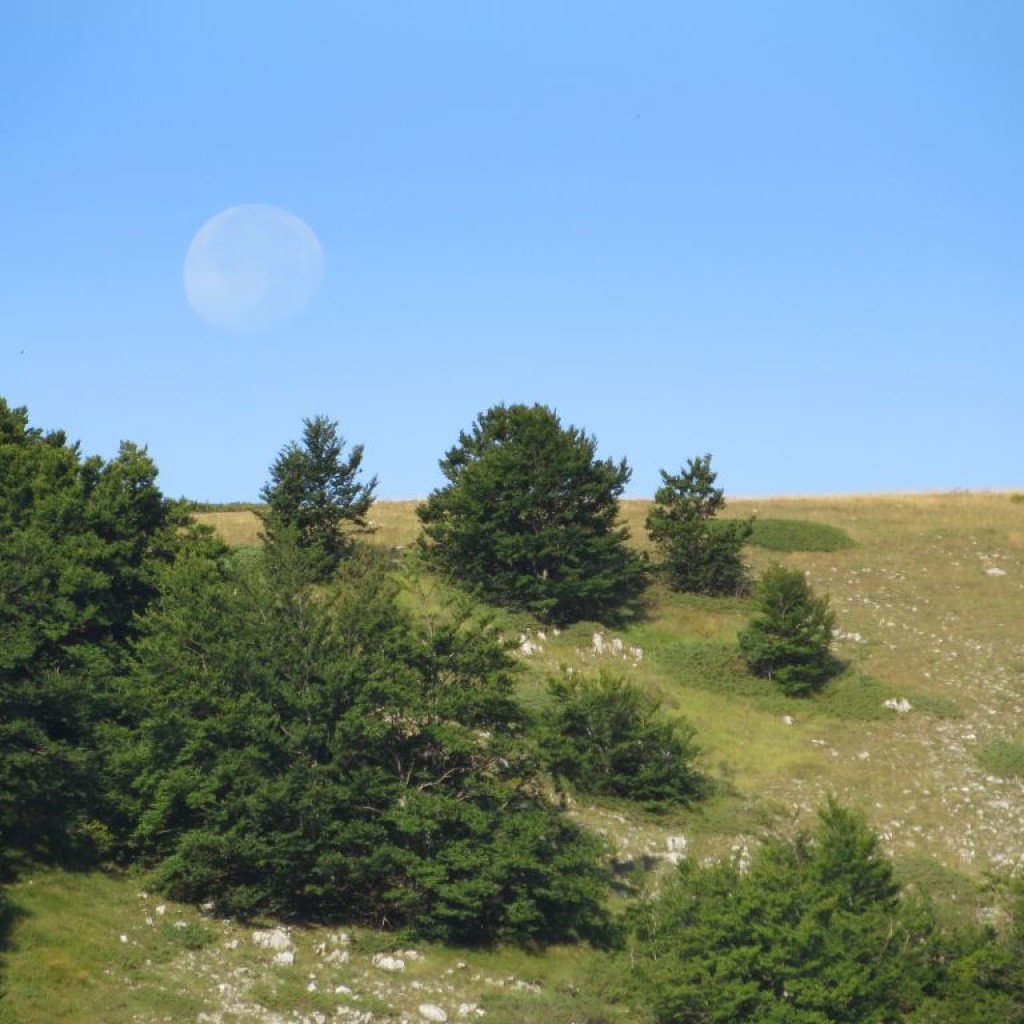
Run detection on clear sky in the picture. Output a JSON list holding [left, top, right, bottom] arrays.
[[3, 1, 1022, 501]]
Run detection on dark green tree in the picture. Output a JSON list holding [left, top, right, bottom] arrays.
[[122, 540, 609, 944], [0, 399, 179, 863], [631, 799, 932, 1023], [911, 877, 1024, 1023], [259, 416, 377, 579], [538, 672, 703, 807], [417, 403, 647, 625], [646, 454, 751, 595], [739, 563, 837, 696]]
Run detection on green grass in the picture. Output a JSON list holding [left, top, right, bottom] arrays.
[[978, 741, 1024, 779], [748, 517, 855, 552]]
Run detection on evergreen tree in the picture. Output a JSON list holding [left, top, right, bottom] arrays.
[[539, 672, 703, 807], [123, 540, 609, 944], [260, 415, 377, 579], [739, 563, 837, 696], [0, 399, 179, 862], [631, 799, 932, 1023], [418, 403, 647, 625], [646, 454, 751, 595]]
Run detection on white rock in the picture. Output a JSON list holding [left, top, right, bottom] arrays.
[[666, 835, 688, 853], [591, 632, 605, 655], [372, 953, 406, 972], [120, 933, 129, 944], [253, 927, 293, 952], [272, 949, 295, 966], [610, 637, 624, 655], [782, 715, 794, 726], [325, 948, 350, 965], [986, 566, 1007, 576], [155, 904, 167, 916], [419, 1004, 448, 1023], [882, 698, 913, 714]]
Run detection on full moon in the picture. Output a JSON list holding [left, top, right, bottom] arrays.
[[184, 204, 325, 332]]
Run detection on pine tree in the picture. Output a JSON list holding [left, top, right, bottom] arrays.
[[259, 415, 377, 579], [646, 454, 751, 595], [418, 403, 647, 625]]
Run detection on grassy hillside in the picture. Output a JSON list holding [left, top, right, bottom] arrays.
[[5, 492, 1023, 1022]]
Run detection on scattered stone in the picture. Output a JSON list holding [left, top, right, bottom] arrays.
[[272, 950, 295, 966], [155, 903, 167, 916], [882, 698, 913, 713], [253, 927, 293, 952], [419, 1004, 448, 1023], [666, 835, 688, 853], [120, 933, 129, 944], [782, 715, 794, 726], [324, 948, 350, 965], [986, 567, 1007, 577], [372, 953, 406, 972]]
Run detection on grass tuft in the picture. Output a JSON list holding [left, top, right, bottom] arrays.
[[978, 741, 1024, 779], [748, 518, 855, 552]]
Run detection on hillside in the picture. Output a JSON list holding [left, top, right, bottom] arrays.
[[3, 492, 1023, 1023], [195, 491, 1024, 874]]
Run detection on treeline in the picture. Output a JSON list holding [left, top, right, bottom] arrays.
[[3, 398, 1023, 1021]]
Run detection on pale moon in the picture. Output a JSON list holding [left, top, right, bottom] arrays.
[[184, 204, 325, 332]]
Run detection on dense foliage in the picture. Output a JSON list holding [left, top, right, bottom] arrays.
[[646, 455, 751, 595], [630, 799, 933, 1023], [0, 400, 180, 864], [259, 415, 377, 579], [739, 563, 838, 696], [539, 673, 703, 807], [116, 541, 609, 944], [417, 403, 647, 625], [630, 799, 1024, 1022]]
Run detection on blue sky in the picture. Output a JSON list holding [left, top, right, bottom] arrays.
[[3, 1, 1021, 501]]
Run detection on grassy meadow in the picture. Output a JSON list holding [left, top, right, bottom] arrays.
[[5, 491, 1023, 1022]]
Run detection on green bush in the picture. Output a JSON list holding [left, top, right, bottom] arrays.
[[748, 518, 855, 552], [629, 799, 932, 1024], [739, 564, 838, 696], [538, 673, 703, 807]]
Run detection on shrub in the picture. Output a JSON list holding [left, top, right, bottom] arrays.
[[739, 564, 838, 696], [538, 673, 703, 807]]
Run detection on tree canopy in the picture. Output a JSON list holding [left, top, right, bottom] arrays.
[[538, 672, 704, 807], [117, 540, 609, 944], [646, 454, 751, 595], [259, 415, 377, 579], [739, 563, 838, 696], [0, 399, 181, 864], [630, 799, 932, 1023], [417, 403, 647, 625]]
